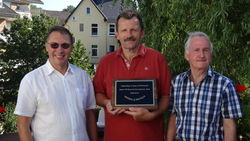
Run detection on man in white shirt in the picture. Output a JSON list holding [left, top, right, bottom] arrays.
[[14, 26, 98, 141]]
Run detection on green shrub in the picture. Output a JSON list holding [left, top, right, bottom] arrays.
[[237, 89, 250, 140], [1, 102, 17, 134]]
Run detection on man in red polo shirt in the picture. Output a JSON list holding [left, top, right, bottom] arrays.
[[93, 10, 171, 141]]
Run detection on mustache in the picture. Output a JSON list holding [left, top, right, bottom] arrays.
[[124, 37, 136, 41]]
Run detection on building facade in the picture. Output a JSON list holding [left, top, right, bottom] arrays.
[[64, 0, 127, 64], [0, 0, 43, 32]]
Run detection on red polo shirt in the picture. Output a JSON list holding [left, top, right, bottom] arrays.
[[93, 44, 171, 141]]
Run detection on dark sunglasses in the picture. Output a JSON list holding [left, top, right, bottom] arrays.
[[47, 42, 71, 49]]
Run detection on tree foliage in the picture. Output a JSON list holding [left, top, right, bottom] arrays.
[[1, 102, 17, 133], [116, 0, 250, 138], [69, 40, 94, 76], [30, 4, 42, 10], [0, 14, 94, 134], [63, 5, 75, 12], [119, 0, 250, 84], [0, 14, 59, 105], [0, 14, 94, 106]]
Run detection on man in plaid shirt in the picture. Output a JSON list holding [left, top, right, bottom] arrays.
[[165, 31, 242, 141]]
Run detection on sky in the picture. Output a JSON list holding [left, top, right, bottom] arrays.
[[35, 0, 82, 11]]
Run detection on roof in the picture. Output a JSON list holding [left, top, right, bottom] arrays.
[[3, 0, 43, 4], [93, 0, 112, 5], [44, 10, 71, 25], [30, 9, 70, 25], [0, 4, 18, 19], [64, 0, 128, 24], [97, 0, 123, 22]]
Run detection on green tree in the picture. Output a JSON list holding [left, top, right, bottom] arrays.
[[69, 40, 94, 76], [1, 102, 17, 133], [63, 5, 75, 12], [116, 0, 250, 139], [30, 4, 42, 10], [0, 14, 94, 133], [118, 0, 250, 84], [0, 14, 59, 105]]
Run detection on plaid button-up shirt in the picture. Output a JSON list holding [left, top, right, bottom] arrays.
[[169, 67, 242, 141]]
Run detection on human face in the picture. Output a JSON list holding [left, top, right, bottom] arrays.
[[46, 31, 72, 72], [185, 36, 212, 71], [116, 17, 144, 51]]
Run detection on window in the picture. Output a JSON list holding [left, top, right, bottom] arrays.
[[91, 45, 98, 57], [91, 24, 98, 36], [109, 24, 115, 36], [108, 45, 115, 53], [86, 7, 90, 14], [16, 5, 20, 10], [79, 23, 84, 32]]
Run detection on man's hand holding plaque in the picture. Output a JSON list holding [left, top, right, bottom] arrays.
[[105, 101, 126, 115], [124, 107, 155, 121]]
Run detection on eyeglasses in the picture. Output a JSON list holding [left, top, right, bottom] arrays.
[[47, 42, 71, 49]]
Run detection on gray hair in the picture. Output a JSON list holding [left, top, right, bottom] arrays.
[[184, 31, 213, 53]]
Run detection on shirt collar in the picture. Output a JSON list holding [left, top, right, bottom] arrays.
[[207, 66, 213, 77], [115, 44, 147, 57], [182, 66, 213, 81], [45, 60, 73, 76]]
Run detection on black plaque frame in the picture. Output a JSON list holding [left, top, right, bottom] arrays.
[[112, 79, 157, 110]]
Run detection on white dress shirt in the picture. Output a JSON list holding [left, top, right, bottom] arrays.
[[14, 60, 96, 141]]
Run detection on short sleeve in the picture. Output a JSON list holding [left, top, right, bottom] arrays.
[[169, 80, 176, 114], [14, 74, 37, 117], [85, 74, 96, 110], [93, 58, 106, 95], [221, 82, 242, 118]]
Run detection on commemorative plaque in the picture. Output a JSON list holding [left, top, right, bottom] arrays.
[[112, 79, 157, 110]]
